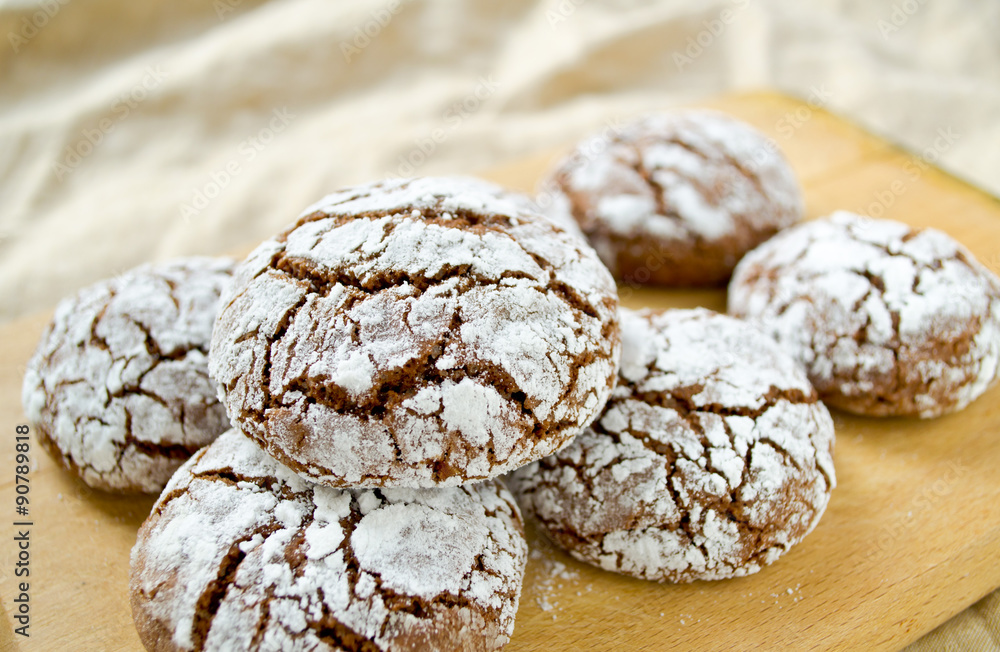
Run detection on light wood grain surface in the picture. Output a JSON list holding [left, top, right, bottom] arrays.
[[2, 92, 999, 651]]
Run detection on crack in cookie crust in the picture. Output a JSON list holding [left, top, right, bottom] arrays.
[[21, 257, 235, 493], [129, 429, 528, 652], [510, 308, 836, 583], [728, 212, 1000, 417], [209, 177, 622, 488]]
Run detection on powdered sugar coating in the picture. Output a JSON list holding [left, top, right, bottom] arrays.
[[542, 110, 803, 286], [728, 212, 1000, 417], [130, 429, 528, 652], [22, 257, 235, 493], [509, 308, 835, 582], [209, 177, 621, 488]]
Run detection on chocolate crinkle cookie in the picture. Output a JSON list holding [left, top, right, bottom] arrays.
[[209, 176, 622, 488], [539, 110, 803, 286], [21, 257, 235, 493], [509, 308, 835, 582], [728, 212, 1000, 418], [130, 429, 528, 652]]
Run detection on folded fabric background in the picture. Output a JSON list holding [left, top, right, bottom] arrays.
[[1, 0, 998, 649]]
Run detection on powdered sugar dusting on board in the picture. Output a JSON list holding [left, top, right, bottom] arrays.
[[510, 308, 835, 583], [523, 541, 584, 620], [728, 212, 1000, 417], [22, 257, 235, 493], [210, 176, 621, 488], [130, 429, 528, 652]]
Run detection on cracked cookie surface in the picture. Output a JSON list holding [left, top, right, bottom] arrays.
[[728, 212, 1000, 417], [509, 308, 835, 582], [129, 429, 528, 652], [209, 176, 621, 488], [22, 257, 235, 493], [539, 110, 803, 286]]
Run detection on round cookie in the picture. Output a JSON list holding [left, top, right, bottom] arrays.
[[130, 428, 528, 652], [209, 176, 622, 488], [539, 110, 803, 286], [509, 308, 836, 582], [728, 212, 1000, 418], [22, 257, 235, 493]]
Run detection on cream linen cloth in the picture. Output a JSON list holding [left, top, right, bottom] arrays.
[[1, 0, 999, 649]]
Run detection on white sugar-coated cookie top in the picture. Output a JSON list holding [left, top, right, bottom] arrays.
[[304, 176, 535, 225], [553, 110, 802, 241], [22, 257, 234, 493], [210, 176, 621, 487], [307, 175, 588, 243], [729, 212, 1000, 417], [293, 177, 595, 295], [130, 429, 528, 652], [616, 305, 816, 406], [511, 308, 835, 582]]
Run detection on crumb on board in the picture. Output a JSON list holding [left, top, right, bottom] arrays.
[[527, 543, 584, 615]]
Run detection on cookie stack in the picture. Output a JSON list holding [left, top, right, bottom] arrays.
[[23, 109, 1000, 652], [128, 176, 623, 651]]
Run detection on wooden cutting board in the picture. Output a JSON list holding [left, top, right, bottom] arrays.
[[2, 91, 999, 651]]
